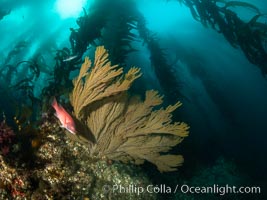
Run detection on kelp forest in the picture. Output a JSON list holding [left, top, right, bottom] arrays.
[[0, 0, 266, 199]]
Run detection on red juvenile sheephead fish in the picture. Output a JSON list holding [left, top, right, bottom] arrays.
[[51, 98, 76, 134]]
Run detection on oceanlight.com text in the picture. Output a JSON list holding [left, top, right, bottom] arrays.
[[175, 184, 261, 195]]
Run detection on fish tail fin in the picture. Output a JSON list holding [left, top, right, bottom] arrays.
[[51, 97, 58, 110]]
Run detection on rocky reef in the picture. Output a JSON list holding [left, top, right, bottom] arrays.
[[0, 118, 156, 200]]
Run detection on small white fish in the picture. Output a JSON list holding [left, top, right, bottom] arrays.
[[63, 55, 78, 62]]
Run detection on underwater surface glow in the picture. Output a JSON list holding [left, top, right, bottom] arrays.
[[54, 0, 87, 19]]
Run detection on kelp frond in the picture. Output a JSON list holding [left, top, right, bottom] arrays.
[[224, 1, 261, 14]]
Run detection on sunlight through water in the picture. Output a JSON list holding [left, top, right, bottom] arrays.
[[54, 0, 87, 19]]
